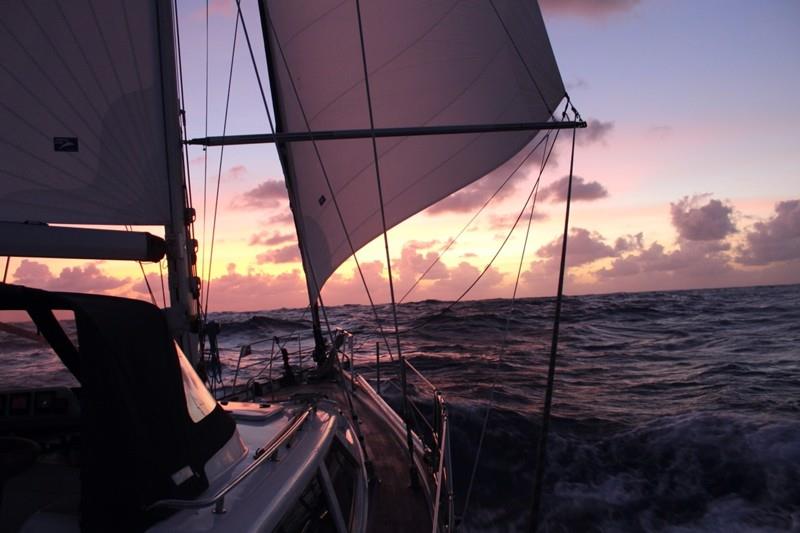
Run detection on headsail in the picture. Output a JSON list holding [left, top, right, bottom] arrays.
[[259, 0, 565, 298], [0, 1, 174, 225]]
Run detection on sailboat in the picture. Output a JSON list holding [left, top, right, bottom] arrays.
[[0, 1, 583, 531]]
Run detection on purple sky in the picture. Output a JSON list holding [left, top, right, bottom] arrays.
[[7, 0, 799, 311]]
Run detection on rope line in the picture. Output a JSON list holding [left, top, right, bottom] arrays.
[[399, 133, 550, 304], [409, 129, 560, 333], [203, 13, 240, 319], [529, 115, 578, 532], [461, 130, 557, 521]]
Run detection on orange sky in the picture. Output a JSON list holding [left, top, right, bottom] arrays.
[[4, 0, 799, 312]]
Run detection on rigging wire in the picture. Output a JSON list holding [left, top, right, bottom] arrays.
[[408, 130, 559, 334], [461, 129, 559, 522], [2, 257, 10, 284], [158, 259, 167, 309], [261, 5, 401, 360], [399, 133, 550, 304], [234, 0, 337, 346], [201, 0, 210, 287], [203, 12, 240, 320], [354, 0, 413, 481], [529, 112, 578, 532], [126, 225, 159, 307]]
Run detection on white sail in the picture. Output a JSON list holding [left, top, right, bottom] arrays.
[[261, 0, 565, 298], [0, 0, 174, 225]]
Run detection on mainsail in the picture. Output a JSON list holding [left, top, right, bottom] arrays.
[[0, 1, 175, 225], [259, 0, 565, 299]]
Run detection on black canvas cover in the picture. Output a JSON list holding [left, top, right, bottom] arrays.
[[0, 284, 236, 531]]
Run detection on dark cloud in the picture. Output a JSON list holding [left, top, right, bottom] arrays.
[[596, 240, 733, 280], [232, 180, 288, 209], [737, 199, 800, 265], [539, 175, 608, 203], [536, 227, 617, 267], [540, 0, 640, 18], [577, 119, 614, 146], [256, 245, 301, 264], [249, 231, 295, 247], [614, 233, 644, 253], [670, 195, 736, 241]]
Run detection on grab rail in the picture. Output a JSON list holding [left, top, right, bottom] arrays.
[[147, 405, 313, 513]]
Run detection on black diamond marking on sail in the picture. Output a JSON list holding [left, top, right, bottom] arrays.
[[318, 195, 326, 206], [53, 137, 79, 152]]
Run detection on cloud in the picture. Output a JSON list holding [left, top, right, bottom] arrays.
[[262, 212, 295, 226], [224, 164, 247, 181], [249, 231, 295, 247], [614, 233, 644, 253], [596, 241, 731, 280], [577, 119, 614, 146], [539, 0, 640, 18], [488, 211, 548, 230], [232, 180, 288, 209], [736, 199, 800, 265], [204, 264, 307, 311], [670, 195, 737, 241], [539, 175, 608, 203], [12, 260, 130, 294], [256, 245, 301, 264], [537, 228, 618, 267]]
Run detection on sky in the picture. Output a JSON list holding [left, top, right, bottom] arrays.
[[6, 0, 800, 312]]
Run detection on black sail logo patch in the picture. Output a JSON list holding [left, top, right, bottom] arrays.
[[53, 137, 79, 152]]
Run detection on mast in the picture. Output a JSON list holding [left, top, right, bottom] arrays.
[[155, 0, 200, 364], [257, 1, 327, 354]]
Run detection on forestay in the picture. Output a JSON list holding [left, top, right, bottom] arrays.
[[260, 0, 565, 299], [0, 0, 174, 225]]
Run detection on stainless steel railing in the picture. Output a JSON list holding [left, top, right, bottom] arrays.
[[404, 359, 455, 533]]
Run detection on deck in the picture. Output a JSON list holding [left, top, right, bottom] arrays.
[[269, 376, 433, 532]]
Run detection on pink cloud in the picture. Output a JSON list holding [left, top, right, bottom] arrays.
[[231, 180, 288, 209], [736, 199, 800, 265], [670, 195, 737, 241], [540, 0, 640, 18], [12, 260, 130, 294], [249, 231, 296, 247], [256, 245, 301, 264], [577, 119, 614, 146], [539, 175, 608, 203]]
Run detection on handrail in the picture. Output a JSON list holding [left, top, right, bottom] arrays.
[[404, 359, 437, 391], [400, 359, 454, 532], [147, 405, 313, 512]]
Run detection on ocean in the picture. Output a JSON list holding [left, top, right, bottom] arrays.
[[2, 284, 799, 532]]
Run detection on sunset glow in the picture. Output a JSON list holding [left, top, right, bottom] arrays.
[[6, 0, 799, 311]]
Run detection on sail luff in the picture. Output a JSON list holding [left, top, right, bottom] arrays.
[[257, 0, 327, 313]]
